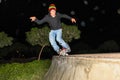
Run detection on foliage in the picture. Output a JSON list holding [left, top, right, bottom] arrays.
[[26, 23, 80, 47], [62, 23, 80, 42], [0, 32, 13, 48], [0, 60, 51, 80], [26, 27, 50, 46], [97, 40, 120, 52], [26, 26, 50, 60], [26, 24, 80, 60]]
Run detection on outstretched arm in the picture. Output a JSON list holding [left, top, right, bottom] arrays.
[[29, 16, 46, 25], [59, 13, 76, 23]]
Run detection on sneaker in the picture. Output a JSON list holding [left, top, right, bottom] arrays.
[[58, 49, 62, 56], [59, 48, 68, 56], [65, 53, 68, 56], [66, 48, 71, 53]]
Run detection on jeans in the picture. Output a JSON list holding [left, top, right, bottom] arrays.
[[49, 29, 71, 53]]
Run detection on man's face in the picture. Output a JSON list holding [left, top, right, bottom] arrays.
[[50, 9, 56, 16]]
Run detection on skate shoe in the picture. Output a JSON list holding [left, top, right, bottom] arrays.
[[59, 48, 68, 56]]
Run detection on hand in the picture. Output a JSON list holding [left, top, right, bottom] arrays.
[[30, 16, 36, 22], [71, 18, 76, 23]]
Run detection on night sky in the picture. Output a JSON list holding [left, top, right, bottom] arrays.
[[0, 0, 120, 47]]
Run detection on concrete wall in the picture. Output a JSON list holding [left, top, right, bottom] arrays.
[[44, 53, 120, 80]]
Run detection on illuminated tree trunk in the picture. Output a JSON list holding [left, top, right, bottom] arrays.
[[38, 45, 46, 60], [44, 53, 120, 80]]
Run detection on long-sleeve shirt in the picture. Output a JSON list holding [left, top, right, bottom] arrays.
[[35, 12, 72, 30]]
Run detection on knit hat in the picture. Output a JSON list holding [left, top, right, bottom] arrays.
[[48, 4, 56, 11]]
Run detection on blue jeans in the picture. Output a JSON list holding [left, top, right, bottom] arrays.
[[49, 29, 71, 53]]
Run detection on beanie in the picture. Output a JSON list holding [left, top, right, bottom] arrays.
[[48, 4, 56, 11]]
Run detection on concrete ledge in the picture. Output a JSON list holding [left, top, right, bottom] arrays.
[[44, 53, 120, 80]]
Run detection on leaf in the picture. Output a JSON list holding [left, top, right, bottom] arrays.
[[26, 23, 81, 46], [0, 32, 13, 48]]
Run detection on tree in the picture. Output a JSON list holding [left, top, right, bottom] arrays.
[[26, 26, 50, 60], [62, 23, 80, 42], [0, 32, 13, 58], [26, 24, 80, 60], [0, 32, 13, 48], [98, 40, 119, 52]]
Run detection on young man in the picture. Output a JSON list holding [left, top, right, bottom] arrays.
[[30, 4, 76, 56]]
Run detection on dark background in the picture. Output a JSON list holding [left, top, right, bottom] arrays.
[[0, 0, 120, 48]]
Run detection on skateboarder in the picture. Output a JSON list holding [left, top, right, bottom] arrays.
[[30, 4, 76, 56]]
